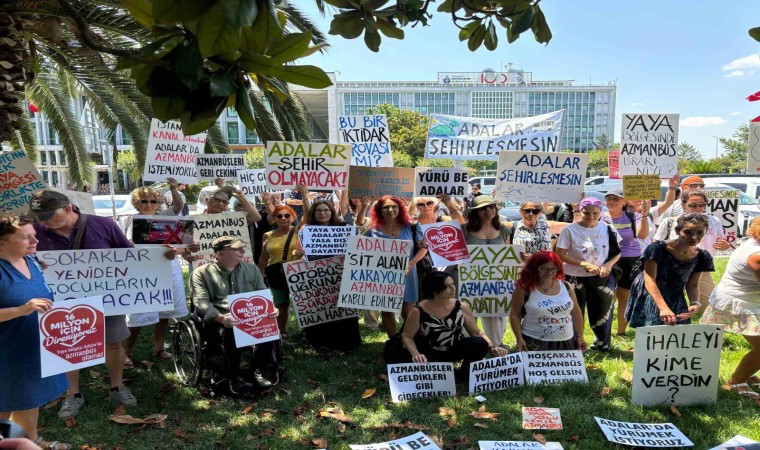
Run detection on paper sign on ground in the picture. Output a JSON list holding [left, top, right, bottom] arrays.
[[39, 296, 105, 377], [522, 350, 588, 384], [632, 324, 723, 406], [479, 441, 564, 449], [608, 150, 621, 179], [337, 235, 409, 313], [130, 215, 194, 248], [338, 114, 393, 167], [724, 445, 760, 450], [522, 407, 562, 430], [706, 188, 739, 251], [196, 154, 245, 181], [350, 432, 441, 450], [387, 362, 455, 403], [414, 168, 469, 196], [595, 417, 694, 447], [458, 245, 522, 317], [51, 188, 94, 214], [191, 212, 253, 267], [619, 113, 679, 178], [622, 174, 661, 200], [348, 166, 415, 198], [425, 110, 565, 160], [748, 122, 760, 173], [284, 256, 358, 329], [237, 169, 268, 196], [420, 220, 470, 267], [0, 150, 48, 214], [143, 119, 206, 184], [265, 141, 350, 190], [38, 248, 173, 316], [469, 353, 524, 395], [229, 290, 279, 347], [495, 151, 587, 203], [709, 436, 759, 450], [300, 225, 355, 256]]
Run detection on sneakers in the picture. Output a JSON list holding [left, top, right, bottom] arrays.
[[252, 369, 273, 390], [110, 385, 138, 407], [58, 394, 85, 419]]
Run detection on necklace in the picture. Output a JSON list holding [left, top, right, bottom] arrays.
[[537, 280, 554, 293]]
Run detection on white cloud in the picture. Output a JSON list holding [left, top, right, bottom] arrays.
[[723, 54, 760, 71], [681, 116, 726, 127], [731, 112, 742, 116], [630, 102, 644, 106], [725, 70, 747, 78]]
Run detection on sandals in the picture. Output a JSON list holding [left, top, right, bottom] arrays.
[[730, 383, 760, 400], [155, 349, 172, 360], [123, 356, 135, 370], [35, 437, 71, 450]]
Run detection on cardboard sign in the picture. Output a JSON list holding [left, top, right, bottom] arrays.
[[469, 353, 524, 395], [265, 141, 350, 190], [348, 166, 415, 198], [420, 220, 470, 267], [228, 290, 280, 347], [522, 407, 562, 430], [595, 417, 694, 447], [457, 245, 522, 317], [608, 150, 621, 179], [300, 225, 356, 256], [495, 150, 587, 203], [425, 110, 565, 160], [337, 235, 410, 313], [338, 114, 393, 167], [0, 150, 48, 214], [632, 325, 723, 406], [748, 122, 760, 173], [350, 432, 442, 450], [130, 215, 194, 248], [237, 169, 267, 196], [195, 154, 245, 181], [619, 113, 679, 178], [522, 350, 588, 384], [622, 174, 661, 200], [387, 362, 456, 403], [38, 248, 173, 316], [51, 188, 95, 214], [284, 256, 358, 329], [706, 188, 740, 251], [414, 168, 469, 196], [143, 119, 206, 184], [38, 296, 105, 377], [191, 212, 253, 267], [479, 442, 564, 450]]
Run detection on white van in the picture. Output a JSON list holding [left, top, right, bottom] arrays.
[[708, 177, 760, 199], [468, 176, 496, 196], [584, 176, 622, 193]]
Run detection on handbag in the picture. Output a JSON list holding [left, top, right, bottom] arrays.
[[412, 223, 434, 274], [264, 228, 296, 290]]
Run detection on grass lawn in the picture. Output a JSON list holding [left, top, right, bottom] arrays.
[[37, 257, 759, 449]]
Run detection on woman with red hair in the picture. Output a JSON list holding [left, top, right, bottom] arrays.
[[259, 205, 300, 334], [509, 251, 587, 351]]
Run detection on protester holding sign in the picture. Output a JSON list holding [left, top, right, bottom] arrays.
[[204, 187, 261, 224], [259, 205, 299, 335], [0, 214, 69, 450], [657, 175, 706, 224], [339, 192, 369, 227]]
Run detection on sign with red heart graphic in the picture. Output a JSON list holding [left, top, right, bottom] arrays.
[[229, 290, 280, 347], [421, 220, 470, 266]]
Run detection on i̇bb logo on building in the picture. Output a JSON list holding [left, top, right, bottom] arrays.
[[40, 305, 104, 364], [425, 225, 469, 262]]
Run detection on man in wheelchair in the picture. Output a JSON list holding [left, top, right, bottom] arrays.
[[190, 236, 277, 395]]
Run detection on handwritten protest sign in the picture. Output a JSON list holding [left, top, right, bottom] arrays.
[[632, 325, 723, 406], [39, 296, 105, 377], [348, 166, 415, 198], [196, 154, 245, 181], [458, 245, 522, 317], [191, 212, 252, 267], [522, 407, 562, 430], [622, 174, 661, 200], [414, 168, 469, 196], [522, 350, 588, 385], [37, 248, 173, 316], [619, 113, 679, 178], [350, 432, 442, 450], [387, 362, 456, 403], [608, 150, 621, 179], [426, 110, 565, 160], [237, 169, 268, 196], [284, 256, 358, 329], [469, 353, 524, 395], [300, 225, 355, 257], [265, 141, 350, 190], [709, 437, 759, 450], [338, 114, 393, 167], [337, 236, 409, 313], [51, 188, 94, 214], [479, 441, 564, 450], [706, 188, 739, 251], [229, 290, 280, 347], [420, 220, 470, 267], [143, 119, 206, 184], [495, 150, 587, 203], [595, 417, 694, 447], [748, 122, 760, 173], [0, 150, 47, 214], [130, 215, 194, 248]]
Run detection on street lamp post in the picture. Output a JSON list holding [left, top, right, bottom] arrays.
[[712, 136, 720, 159]]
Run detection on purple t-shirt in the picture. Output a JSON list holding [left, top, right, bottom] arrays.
[[601, 212, 641, 258], [34, 213, 133, 251]]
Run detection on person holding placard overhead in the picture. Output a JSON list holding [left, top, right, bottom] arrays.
[[510, 201, 569, 261]]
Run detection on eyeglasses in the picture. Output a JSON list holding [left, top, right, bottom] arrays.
[[381, 205, 399, 210], [314, 209, 331, 214], [687, 183, 705, 188], [417, 201, 435, 208], [538, 267, 559, 273], [211, 197, 229, 205], [521, 208, 541, 215], [275, 213, 292, 219], [139, 199, 159, 204], [685, 203, 706, 208]]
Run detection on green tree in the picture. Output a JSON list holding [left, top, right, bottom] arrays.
[[244, 146, 265, 169], [367, 104, 429, 162], [677, 142, 703, 173], [594, 133, 611, 150], [719, 124, 749, 173], [684, 159, 725, 174], [587, 149, 609, 175], [116, 148, 142, 185], [463, 160, 497, 174], [391, 149, 415, 168]]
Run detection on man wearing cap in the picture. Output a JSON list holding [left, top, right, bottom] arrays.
[[190, 236, 275, 394]]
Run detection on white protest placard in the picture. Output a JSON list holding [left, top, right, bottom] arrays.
[[143, 119, 206, 184], [130, 215, 195, 248], [228, 290, 280, 347], [191, 212, 253, 267], [479, 441, 564, 450], [632, 325, 723, 406], [749, 122, 760, 174], [300, 225, 355, 257], [0, 150, 48, 214], [265, 141, 350, 190], [619, 113, 679, 178], [51, 188, 94, 214], [195, 154, 245, 181], [38, 248, 173, 316], [350, 432, 441, 450], [705, 188, 740, 251], [522, 350, 588, 385], [414, 167, 469, 196], [237, 169, 268, 196], [458, 245, 522, 317], [38, 296, 106, 377], [420, 220, 470, 267], [387, 362, 456, 403], [495, 150, 587, 203], [337, 235, 409, 313], [522, 407, 562, 430], [338, 114, 393, 167], [469, 353, 524, 395], [285, 256, 358, 329], [595, 417, 694, 447], [426, 110, 564, 160], [709, 436, 758, 450]]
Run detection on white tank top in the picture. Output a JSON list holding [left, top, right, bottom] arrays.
[[521, 281, 575, 342], [712, 238, 760, 314]]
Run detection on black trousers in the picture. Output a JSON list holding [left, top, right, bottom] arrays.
[[567, 275, 615, 349], [385, 336, 489, 374], [204, 322, 274, 379]]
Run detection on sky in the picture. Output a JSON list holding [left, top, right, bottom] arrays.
[[299, 0, 759, 159]]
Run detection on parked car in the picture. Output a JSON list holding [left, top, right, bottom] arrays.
[[707, 176, 760, 200], [468, 176, 496, 196], [497, 201, 523, 221], [584, 176, 622, 193], [92, 195, 135, 218]]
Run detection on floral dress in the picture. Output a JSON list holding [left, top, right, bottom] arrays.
[[416, 301, 465, 352]]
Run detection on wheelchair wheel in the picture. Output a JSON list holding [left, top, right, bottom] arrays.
[[172, 319, 203, 386]]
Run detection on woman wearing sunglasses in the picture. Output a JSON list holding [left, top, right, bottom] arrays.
[[511, 201, 569, 262], [259, 205, 300, 334]]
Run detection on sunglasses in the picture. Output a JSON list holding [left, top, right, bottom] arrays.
[[381, 205, 399, 210], [139, 199, 159, 204], [521, 208, 541, 215], [687, 183, 705, 188], [275, 213, 292, 219], [416, 201, 435, 208], [685, 203, 706, 208]]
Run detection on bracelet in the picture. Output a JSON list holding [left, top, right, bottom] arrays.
[[690, 301, 701, 307], [668, 187, 676, 190]]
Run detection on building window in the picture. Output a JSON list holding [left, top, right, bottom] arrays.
[[40, 151, 47, 165], [119, 128, 132, 146], [343, 92, 400, 115], [244, 127, 259, 144], [227, 108, 238, 117], [413, 93, 455, 115], [48, 151, 57, 165], [470, 91, 514, 119], [41, 170, 48, 184], [58, 151, 66, 165], [46, 123, 59, 145], [226, 122, 239, 144], [51, 171, 59, 187]]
